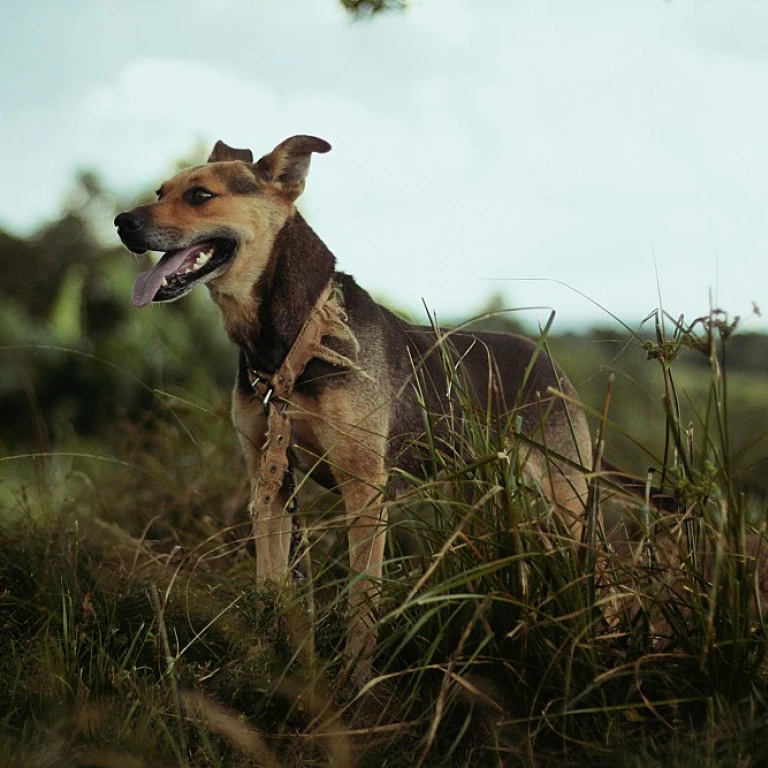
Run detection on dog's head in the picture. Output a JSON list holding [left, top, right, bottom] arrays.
[[114, 136, 331, 307]]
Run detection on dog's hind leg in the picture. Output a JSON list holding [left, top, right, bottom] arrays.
[[519, 394, 593, 541], [547, 466, 590, 540]]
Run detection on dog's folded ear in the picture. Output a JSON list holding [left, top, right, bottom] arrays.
[[208, 141, 254, 164], [254, 135, 332, 201]]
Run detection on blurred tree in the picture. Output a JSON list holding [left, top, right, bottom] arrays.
[[0, 216, 85, 319], [340, 0, 408, 16], [0, 167, 233, 453], [463, 291, 525, 336]]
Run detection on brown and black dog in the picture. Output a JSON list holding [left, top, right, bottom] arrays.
[[115, 135, 593, 679]]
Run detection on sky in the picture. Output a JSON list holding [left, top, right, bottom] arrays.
[[2, 0, 767, 332]]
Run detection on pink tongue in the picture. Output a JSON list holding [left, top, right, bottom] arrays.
[[131, 243, 213, 307]]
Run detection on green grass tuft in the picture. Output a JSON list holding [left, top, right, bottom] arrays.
[[1, 307, 767, 766]]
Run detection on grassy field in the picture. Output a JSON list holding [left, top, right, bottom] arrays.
[[2, 308, 767, 767]]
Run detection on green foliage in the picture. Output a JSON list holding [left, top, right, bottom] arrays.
[[0, 172, 233, 459], [1, 300, 767, 766]]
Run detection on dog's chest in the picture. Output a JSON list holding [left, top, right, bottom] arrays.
[[280, 393, 345, 487], [287, 408, 328, 472]]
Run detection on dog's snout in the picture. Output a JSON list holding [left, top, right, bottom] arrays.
[[114, 211, 144, 233], [115, 210, 151, 254]]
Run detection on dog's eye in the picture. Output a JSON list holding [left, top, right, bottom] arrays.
[[186, 187, 215, 206]]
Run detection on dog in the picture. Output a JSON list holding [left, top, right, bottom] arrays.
[[115, 136, 594, 681]]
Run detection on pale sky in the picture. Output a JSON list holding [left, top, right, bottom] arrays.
[[2, 0, 767, 331]]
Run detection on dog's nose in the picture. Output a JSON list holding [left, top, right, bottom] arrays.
[[114, 211, 144, 233]]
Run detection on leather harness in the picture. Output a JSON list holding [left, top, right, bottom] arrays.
[[244, 279, 338, 571]]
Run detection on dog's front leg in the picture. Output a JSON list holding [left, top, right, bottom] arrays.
[[340, 478, 389, 683], [250, 478, 293, 582], [233, 389, 293, 584]]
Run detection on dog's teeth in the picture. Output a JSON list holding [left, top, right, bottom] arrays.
[[191, 250, 213, 272], [161, 277, 168, 287]]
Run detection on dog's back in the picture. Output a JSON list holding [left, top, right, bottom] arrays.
[[312, 273, 592, 527]]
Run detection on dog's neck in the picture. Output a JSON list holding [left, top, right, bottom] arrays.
[[235, 210, 336, 374]]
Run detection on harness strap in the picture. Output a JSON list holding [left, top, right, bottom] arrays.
[[246, 280, 337, 571]]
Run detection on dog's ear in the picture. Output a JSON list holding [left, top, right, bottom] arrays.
[[208, 141, 254, 164], [254, 136, 331, 200]]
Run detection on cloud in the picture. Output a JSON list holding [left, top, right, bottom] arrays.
[[77, 58, 278, 183], [1, 0, 766, 327]]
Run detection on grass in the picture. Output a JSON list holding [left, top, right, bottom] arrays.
[[1, 308, 767, 767]]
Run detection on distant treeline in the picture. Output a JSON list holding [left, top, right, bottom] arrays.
[[1, 171, 766, 495]]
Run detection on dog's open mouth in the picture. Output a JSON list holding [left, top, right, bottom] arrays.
[[131, 238, 236, 307]]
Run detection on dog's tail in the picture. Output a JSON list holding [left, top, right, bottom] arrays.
[[599, 457, 679, 512]]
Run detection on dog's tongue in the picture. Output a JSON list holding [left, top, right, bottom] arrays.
[[131, 243, 212, 307]]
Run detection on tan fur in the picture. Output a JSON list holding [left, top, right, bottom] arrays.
[[150, 164, 292, 341], [518, 394, 592, 536], [205, 190, 289, 340]]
